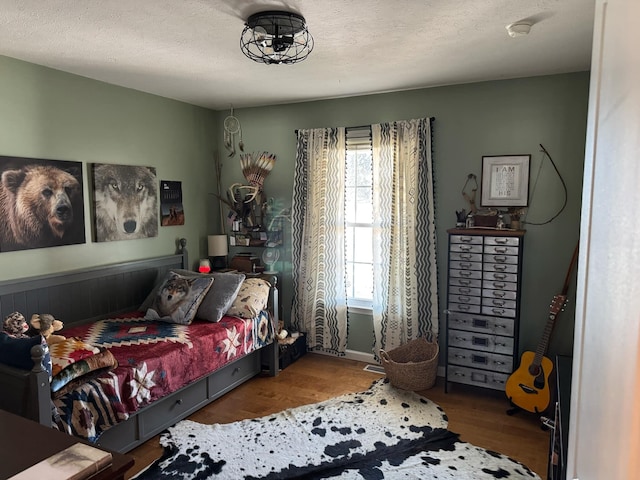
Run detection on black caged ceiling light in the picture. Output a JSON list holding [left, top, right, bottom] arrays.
[[240, 10, 314, 65]]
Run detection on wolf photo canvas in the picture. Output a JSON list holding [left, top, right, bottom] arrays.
[[91, 163, 158, 242], [0, 155, 85, 252]]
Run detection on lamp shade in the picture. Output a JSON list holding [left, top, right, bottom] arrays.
[[208, 235, 228, 257]]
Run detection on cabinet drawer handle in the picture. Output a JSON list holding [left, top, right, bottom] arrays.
[[460, 236, 474, 243], [493, 255, 508, 263], [458, 304, 471, 311], [176, 398, 183, 405], [493, 247, 508, 254], [460, 262, 472, 269], [492, 299, 505, 307], [458, 296, 471, 302], [492, 308, 506, 315], [459, 287, 471, 294], [459, 271, 472, 277], [492, 282, 506, 288], [454, 354, 466, 359], [494, 238, 508, 244], [493, 273, 507, 280], [494, 264, 507, 272], [459, 245, 472, 252], [459, 253, 472, 260], [458, 279, 471, 286]]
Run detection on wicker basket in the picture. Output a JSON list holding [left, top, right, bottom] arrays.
[[380, 337, 439, 391]]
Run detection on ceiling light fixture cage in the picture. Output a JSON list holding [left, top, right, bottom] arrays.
[[240, 10, 314, 65]]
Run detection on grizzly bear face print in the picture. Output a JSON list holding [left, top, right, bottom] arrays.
[[0, 164, 85, 251]]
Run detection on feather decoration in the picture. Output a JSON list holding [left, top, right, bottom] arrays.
[[239, 152, 276, 191]]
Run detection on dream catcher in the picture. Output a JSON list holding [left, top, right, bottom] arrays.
[[223, 106, 244, 156]]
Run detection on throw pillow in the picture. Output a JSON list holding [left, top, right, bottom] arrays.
[[0, 333, 52, 379], [171, 269, 246, 322], [144, 271, 213, 325], [226, 277, 271, 319]]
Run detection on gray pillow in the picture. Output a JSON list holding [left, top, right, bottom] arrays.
[[144, 271, 213, 325], [171, 269, 246, 322]]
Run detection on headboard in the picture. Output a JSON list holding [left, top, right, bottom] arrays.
[[0, 241, 187, 328]]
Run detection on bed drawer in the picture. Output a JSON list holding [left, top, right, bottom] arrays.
[[139, 378, 208, 438], [447, 365, 509, 391], [208, 352, 260, 399]]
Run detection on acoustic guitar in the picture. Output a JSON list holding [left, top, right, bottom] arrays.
[[505, 244, 579, 414], [505, 294, 566, 413]]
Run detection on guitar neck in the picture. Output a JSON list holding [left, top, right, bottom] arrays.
[[532, 294, 567, 367], [533, 313, 556, 364]]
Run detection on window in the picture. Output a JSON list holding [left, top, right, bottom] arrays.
[[345, 127, 373, 308]]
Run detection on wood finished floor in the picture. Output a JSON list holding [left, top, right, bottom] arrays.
[[126, 354, 549, 478]]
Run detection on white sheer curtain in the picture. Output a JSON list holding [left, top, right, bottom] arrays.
[[291, 120, 437, 359], [371, 118, 438, 356], [291, 127, 348, 355]]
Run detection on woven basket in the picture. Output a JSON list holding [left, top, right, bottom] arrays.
[[380, 337, 439, 391]]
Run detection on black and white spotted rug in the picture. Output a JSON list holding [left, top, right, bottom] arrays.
[[134, 378, 541, 479]]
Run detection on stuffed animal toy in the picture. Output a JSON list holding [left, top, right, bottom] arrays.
[[29, 313, 66, 345], [2, 312, 30, 338]]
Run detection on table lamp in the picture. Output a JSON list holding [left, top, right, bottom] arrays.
[[208, 234, 229, 270]]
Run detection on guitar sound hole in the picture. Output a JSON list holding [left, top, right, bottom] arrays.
[[528, 364, 540, 376]]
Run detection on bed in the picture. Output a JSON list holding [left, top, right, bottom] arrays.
[[0, 240, 279, 453]]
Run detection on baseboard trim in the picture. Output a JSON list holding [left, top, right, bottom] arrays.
[[311, 349, 377, 364], [313, 349, 446, 378]]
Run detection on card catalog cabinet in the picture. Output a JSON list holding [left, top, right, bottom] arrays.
[[445, 229, 525, 392]]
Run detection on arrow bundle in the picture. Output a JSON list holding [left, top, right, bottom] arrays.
[[240, 152, 276, 190]]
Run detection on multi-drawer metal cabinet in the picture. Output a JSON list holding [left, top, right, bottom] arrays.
[[445, 228, 525, 392]]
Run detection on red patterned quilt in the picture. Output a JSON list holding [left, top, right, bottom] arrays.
[[54, 310, 273, 442]]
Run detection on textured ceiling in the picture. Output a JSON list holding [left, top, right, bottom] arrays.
[[0, 0, 595, 110]]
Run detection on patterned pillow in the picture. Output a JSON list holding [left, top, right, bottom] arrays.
[[226, 278, 271, 319], [170, 269, 246, 322], [144, 271, 213, 325]]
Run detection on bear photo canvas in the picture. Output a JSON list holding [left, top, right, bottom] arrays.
[[0, 155, 86, 252], [91, 163, 159, 242]]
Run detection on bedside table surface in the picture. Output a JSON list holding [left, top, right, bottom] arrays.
[[0, 410, 134, 480]]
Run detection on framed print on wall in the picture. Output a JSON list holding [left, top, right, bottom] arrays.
[[91, 163, 158, 242], [0, 155, 85, 252], [480, 155, 531, 207]]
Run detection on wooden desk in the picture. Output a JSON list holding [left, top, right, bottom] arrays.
[[0, 410, 134, 479]]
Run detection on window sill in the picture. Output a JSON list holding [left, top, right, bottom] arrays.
[[347, 304, 373, 315]]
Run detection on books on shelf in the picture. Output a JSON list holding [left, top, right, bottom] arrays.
[[9, 443, 112, 480]]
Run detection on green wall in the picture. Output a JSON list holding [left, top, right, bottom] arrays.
[[215, 72, 590, 359], [0, 54, 588, 360], [0, 55, 218, 278]]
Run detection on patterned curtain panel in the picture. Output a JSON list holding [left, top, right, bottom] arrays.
[[291, 128, 348, 355], [371, 118, 438, 357]]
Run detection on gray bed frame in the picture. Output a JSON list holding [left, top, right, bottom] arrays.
[[0, 239, 279, 453]]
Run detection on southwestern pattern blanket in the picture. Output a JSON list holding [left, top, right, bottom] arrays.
[[53, 310, 272, 442]]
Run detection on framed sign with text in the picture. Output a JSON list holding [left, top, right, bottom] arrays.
[[481, 154, 530, 207]]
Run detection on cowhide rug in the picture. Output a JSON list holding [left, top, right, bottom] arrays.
[[134, 378, 541, 479]]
